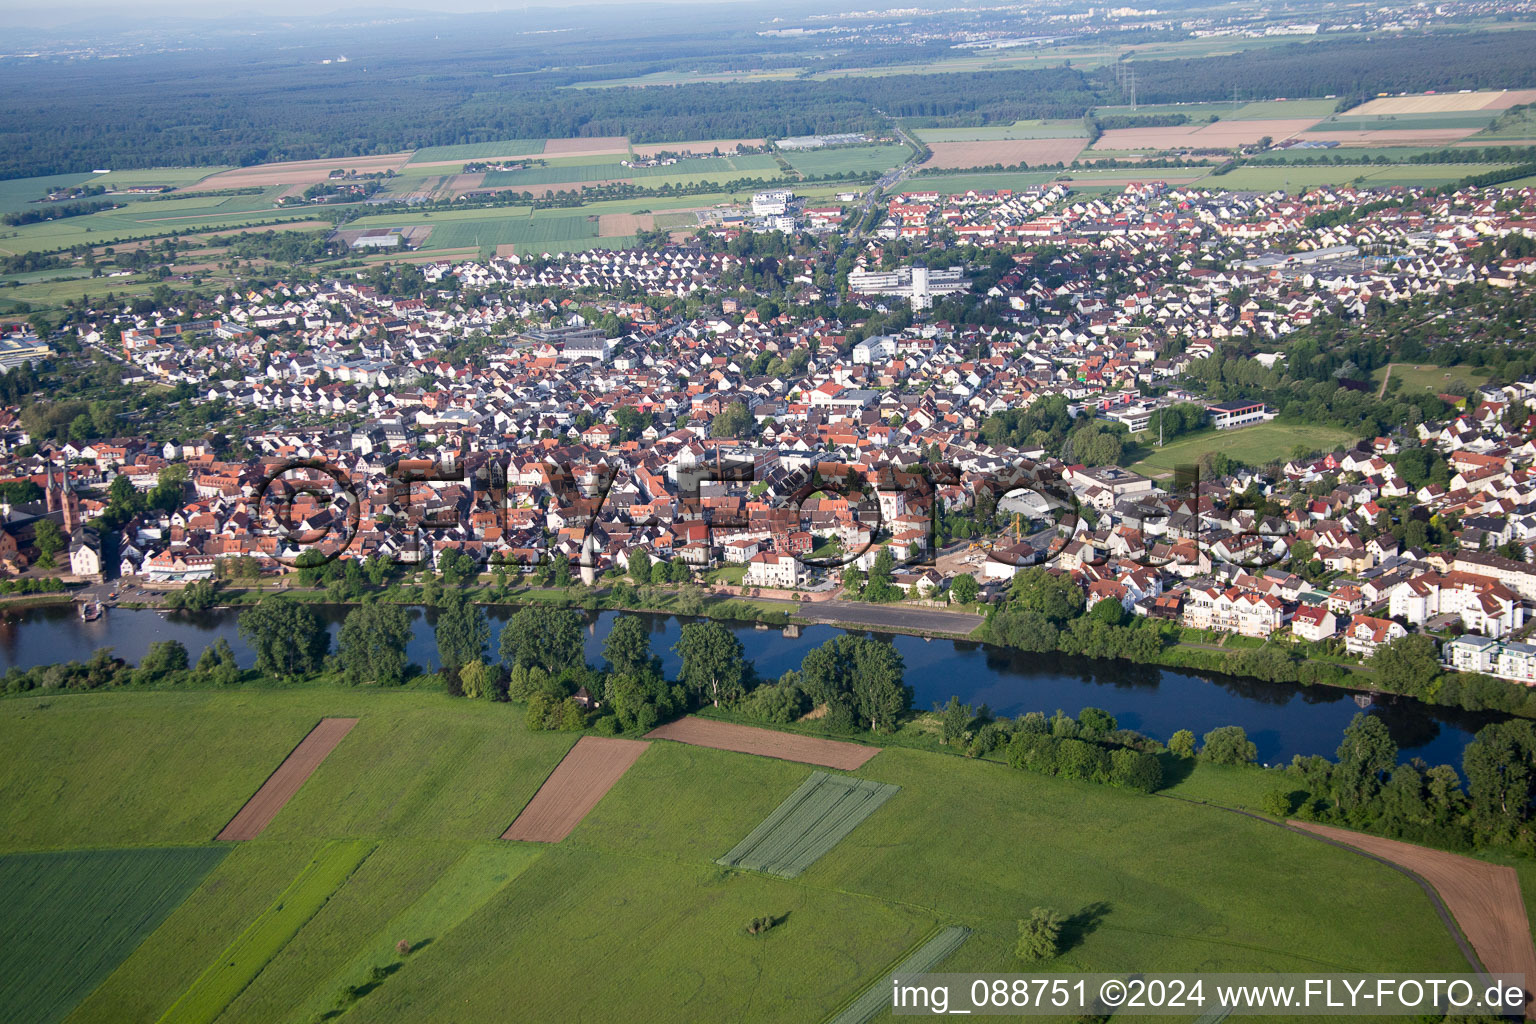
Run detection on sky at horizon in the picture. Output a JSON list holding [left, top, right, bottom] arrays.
[[0, 0, 766, 32]]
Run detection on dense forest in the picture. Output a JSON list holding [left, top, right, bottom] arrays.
[[1093, 30, 1536, 105], [3, 18, 1536, 179], [0, 53, 1093, 178]]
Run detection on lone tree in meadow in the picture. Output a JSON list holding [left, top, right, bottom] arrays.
[[1015, 908, 1063, 961]]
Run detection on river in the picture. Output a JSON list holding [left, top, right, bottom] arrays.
[[0, 604, 1501, 766]]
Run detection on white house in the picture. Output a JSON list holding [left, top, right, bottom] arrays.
[[1291, 604, 1337, 642], [746, 551, 800, 589]]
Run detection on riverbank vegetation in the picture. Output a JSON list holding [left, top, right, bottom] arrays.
[[9, 589, 1532, 864]]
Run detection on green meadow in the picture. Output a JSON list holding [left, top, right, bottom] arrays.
[[0, 687, 1488, 1024], [784, 144, 912, 177]]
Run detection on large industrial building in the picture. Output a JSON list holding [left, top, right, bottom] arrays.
[[846, 265, 970, 310]]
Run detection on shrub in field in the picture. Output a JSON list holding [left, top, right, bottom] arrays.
[[1016, 908, 1063, 961]]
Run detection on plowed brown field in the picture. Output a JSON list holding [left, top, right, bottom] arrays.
[[1291, 821, 1536, 1017], [644, 717, 879, 770], [501, 736, 650, 842], [216, 718, 357, 840]]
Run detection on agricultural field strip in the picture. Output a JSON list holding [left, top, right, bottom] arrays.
[[826, 925, 973, 1024], [644, 716, 882, 769], [217, 718, 358, 841], [718, 771, 900, 878], [1290, 821, 1536, 997], [271, 842, 545, 1024], [407, 139, 547, 163], [481, 154, 778, 187], [500, 736, 650, 842], [154, 839, 374, 1024], [0, 847, 228, 1024]]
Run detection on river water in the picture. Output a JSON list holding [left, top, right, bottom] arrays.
[[0, 604, 1501, 767]]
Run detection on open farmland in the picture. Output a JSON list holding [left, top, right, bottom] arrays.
[[407, 213, 600, 253], [501, 736, 650, 842], [923, 138, 1087, 169], [185, 153, 413, 189], [406, 139, 546, 164], [916, 120, 1088, 143], [0, 847, 226, 1024], [783, 144, 912, 177], [631, 138, 767, 158], [1347, 90, 1536, 115], [91, 167, 229, 187], [480, 153, 778, 187], [1095, 118, 1319, 151], [217, 717, 357, 841], [1126, 422, 1358, 478], [0, 689, 1491, 1023], [828, 926, 972, 1024], [647, 716, 881, 769], [717, 771, 900, 878], [1311, 111, 1499, 133], [1292, 822, 1536, 994], [0, 173, 97, 216], [1202, 162, 1508, 191], [542, 136, 630, 158], [156, 840, 374, 1024]]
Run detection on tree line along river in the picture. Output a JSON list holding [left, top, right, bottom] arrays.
[[0, 604, 1503, 767]]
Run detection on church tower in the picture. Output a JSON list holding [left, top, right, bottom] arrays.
[[45, 463, 80, 533]]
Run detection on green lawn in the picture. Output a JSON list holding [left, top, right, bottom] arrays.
[[1125, 422, 1359, 477], [0, 847, 227, 1024], [1372, 361, 1493, 396], [0, 689, 1490, 1024]]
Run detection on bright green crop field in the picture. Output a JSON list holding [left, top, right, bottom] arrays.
[[784, 144, 912, 177], [0, 688, 1487, 1023], [0, 846, 227, 1024]]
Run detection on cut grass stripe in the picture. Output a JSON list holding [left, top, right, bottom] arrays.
[[154, 840, 373, 1024], [286, 842, 543, 1024], [825, 925, 972, 1024], [717, 771, 898, 878]]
